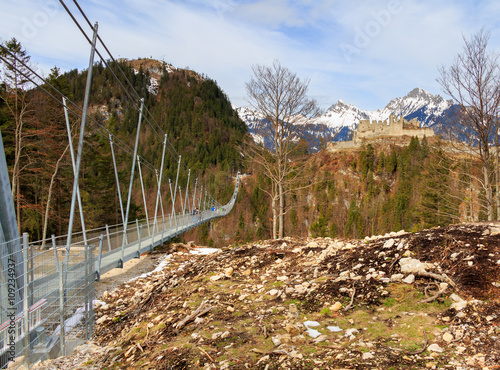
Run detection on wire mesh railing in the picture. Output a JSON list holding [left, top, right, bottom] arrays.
[[0, 174, 239, 368], [0, 235, 95, 369]]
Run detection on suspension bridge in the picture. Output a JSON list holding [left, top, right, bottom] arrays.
[[0, 2, 240, 368]]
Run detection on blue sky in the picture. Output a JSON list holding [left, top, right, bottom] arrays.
[[1, 0, 500, 111]]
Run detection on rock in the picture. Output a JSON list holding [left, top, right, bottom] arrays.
[[442, 332, 454, 343], [224, 267, 234, 277], [399, 258, 433, 274], [96, 315, 109, 325], [391, 273, 404, 281], [345, 328, 359, 338], [210, 274, 224, 281], [288, 303, 299, 318], [331, 301, 342, 312], [362, 352, 375, 360], [226, 306, 235, 312], [212, 332, 223, 340], [402, 274, 415, 284], [427, 343, 443, 353], [450, 293, 465, 302], [268, 289, 279, 296], [402, 250, 412, 257], [306, 241, 318, 249], [256, 355, 269, 365], [292, 334, 307, 344], [243, 268, 252, 276], [271, 336, 281, 346], [277, 275, 288, 281], [294, 285, 307, 294], [450, 300, 467, 311], [313, 334, 329, 344], [383, 239, 395, 249], [285, 323, 301, 336]]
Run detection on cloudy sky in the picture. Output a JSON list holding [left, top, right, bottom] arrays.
[[1, 0, 499, 111]]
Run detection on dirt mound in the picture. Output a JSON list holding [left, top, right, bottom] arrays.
[[35, 223, 500, 369]]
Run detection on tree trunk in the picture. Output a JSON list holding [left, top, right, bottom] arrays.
[[278, 181, 284, 239], [483, 164, 494, 221], [272, 195, 277, 240], [41, 145, 69, 247]]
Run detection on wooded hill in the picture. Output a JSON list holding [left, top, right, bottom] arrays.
[[0, 55, 489, 246], [0, 57, 247, 241]]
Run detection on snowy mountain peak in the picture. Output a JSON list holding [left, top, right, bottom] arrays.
[[236, 88, 455, 151]]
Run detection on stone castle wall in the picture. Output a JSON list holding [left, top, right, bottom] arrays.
[[353, 114, 433, 141]]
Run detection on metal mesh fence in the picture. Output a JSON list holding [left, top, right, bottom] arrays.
[[0, 179, 238, 369], [0, 236, 95, 369]]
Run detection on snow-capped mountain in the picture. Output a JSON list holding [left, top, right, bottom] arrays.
[[316, 88, 453, 130], [237, 88, 454, 152]]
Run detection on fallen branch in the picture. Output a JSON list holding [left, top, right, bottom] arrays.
[[405, 330, 428, 355], [414, 271, 456, 288], [344, 285, 356, 311], [420, 283, 448, 303], [197, 346, 214, 362], [174, 300, 212, 330]]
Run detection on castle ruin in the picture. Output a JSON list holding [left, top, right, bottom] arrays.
[[353, 114, 434, 142]]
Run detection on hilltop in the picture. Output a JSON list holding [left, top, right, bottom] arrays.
[[35, 222, 500, 369]]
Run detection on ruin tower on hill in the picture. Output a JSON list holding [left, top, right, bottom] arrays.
[[353, 114, 434, 142]]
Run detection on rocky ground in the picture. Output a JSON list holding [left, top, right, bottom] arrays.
[[34, 223, 500, 369]]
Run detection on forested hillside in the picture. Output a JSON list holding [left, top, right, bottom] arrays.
[[0, 57, 247, 241], [0, 55, 489, 247], [219, 135, 479, 247]]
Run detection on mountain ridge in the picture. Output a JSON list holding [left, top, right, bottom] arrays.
[[237, 88, 455, 151]]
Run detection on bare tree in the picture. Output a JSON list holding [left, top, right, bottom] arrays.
[[437, 29, 500, 221], [246, 60, 320, 239], [0, 38, 33, 231]]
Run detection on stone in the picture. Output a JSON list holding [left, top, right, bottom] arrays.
[[383, 239, 395, 249], [331, 301, 342, 312], [285, 323, 301, 336], [450, 301, 467, 311], [313, 334, 329, 344], [96, 315, 109, 325], [345, 328, 359, 338], [210, 274, 224, 281], [399, 258, 433, 273], [277, 275, 288, 281], [224, 267, 234, 277], [227, 306, 235, 312], [243, 268, 252, 276], [306, 241, 318, 249], [288, 303, 299, 318], [442, 332, 454, 343], [292, 334, 307, 344], [391, 274, 404, 281], [294, 285, 307, 294], [450, 293, 465, 302], [268, 289, 279, 296], [402, 274, 415, 284], [362, 352, 375, 360], [427, 343, 443, 353]]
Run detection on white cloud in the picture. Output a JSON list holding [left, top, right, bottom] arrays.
[[1, 0, 499, 110]]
